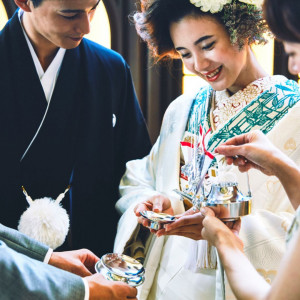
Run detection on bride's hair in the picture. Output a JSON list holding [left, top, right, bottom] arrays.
[[132, 0, 269, 61]]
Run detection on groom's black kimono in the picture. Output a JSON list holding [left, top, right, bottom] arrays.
[[0, 12, 151, 255]]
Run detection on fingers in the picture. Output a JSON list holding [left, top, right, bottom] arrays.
[[134, 202, 152, 216], [126, 286, 138, 299], [134, 195, 171, 216], [164, 212, 204, 232], [137, 216, 151, 227], [220, 133, 252, 147], [74, 264, 92, 277], [183, 208, 199, 216], [152, 200, 163, 212], [80, 249, 100, 272], [231, 218, 242, 235], [200, 207, 215, 217], [215, 144, 244, 158]]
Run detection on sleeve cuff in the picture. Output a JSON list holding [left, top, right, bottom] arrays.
[[82, 278, 90, 300], [43, 248, 53, 264]]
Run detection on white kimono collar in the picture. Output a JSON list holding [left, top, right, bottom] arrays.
[[18, 9, 66, 103]]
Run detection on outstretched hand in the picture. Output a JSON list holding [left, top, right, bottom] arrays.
[[215, 130, 281, 176], [49, 249, 100, 277], [134, 194, 174, 230]]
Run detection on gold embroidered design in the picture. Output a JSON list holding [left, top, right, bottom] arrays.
[[266, 179, 280, 194], [284, 138, 297, 151], [256, 269, 277, 284], [281, 219, 290, 232]]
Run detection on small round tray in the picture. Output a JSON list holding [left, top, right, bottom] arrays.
[[140, 211, 176, 230], [95, 253, 145, 287]]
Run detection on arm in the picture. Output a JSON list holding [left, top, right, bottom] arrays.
[[0, 223, 101, 277], [114, 140, 173, 253], [265, 224, 300, 300], [215, 130, 300, 209], [0, 240, 137, 300], [117, 136, 174, 216], [0, 240, 85, 300], [0, 222, 49, 261], [201, 208, 271, 300], [202, 207, 300, 300], [114, 100, 180, 253], [117, 139, 174, 219]]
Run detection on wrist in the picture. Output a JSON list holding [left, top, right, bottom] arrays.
[[273, 153, 300, 184], [48, 252, 58, 266], [272, 151, 296, 177], [272, 153, 300, 209], [215, 230, 243, 255]]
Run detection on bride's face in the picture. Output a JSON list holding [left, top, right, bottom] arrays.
[[284, 42, 300, 75], [170, 15, 252, 94]]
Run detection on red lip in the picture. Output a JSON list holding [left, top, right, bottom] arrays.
[[203, 66, 222, 82], [202, 67, 219, 76]]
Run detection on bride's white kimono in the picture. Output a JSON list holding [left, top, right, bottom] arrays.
[[114, 76, 300, 300]]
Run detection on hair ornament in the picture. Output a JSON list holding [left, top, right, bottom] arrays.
[[190, 0, 231, 13], [239, 0, 263, 6], [190, 0, 262, 13]]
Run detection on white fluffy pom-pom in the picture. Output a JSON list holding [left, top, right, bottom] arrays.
[[18, 197, 69, 249]]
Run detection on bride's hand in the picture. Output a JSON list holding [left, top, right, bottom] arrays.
[[134, 195, 174, 231]]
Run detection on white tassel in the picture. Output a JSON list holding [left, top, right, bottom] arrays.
[[18, 187, 70, 249], [185, 240, 217, 272], [196, 240, 217, 269]]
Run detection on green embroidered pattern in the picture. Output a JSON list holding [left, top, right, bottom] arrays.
[[186, 79, 300, 152]]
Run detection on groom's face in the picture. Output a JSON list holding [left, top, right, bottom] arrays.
[[25, 0, 100, 49]]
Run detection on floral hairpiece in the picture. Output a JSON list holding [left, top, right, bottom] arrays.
[[190, 0, 263, 14]]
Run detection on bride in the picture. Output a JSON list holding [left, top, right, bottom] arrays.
[[114, 0, 300, 299]]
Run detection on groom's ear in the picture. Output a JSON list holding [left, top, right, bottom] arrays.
[[14, 0, 32, 12]]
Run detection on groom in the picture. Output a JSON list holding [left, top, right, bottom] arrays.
[[0, 0, 151, 254]]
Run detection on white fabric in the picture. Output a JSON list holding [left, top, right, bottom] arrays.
[[18, 9, 66, 103], [115, 84, 300, 299], [18, 10, 66, 161], [43, 248, 53, 264], [82, 278, 89, 300]]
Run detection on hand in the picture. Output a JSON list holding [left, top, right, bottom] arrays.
[[86, 274, 137, 300], [201, 208, 243, 251], [157, 208, 204, 239], [49, 249, 99, 277], [134, 194, 174, 231], [157, 205, 233, 239], [215, 130, 282, 176]]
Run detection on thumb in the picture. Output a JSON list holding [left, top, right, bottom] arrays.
[[75, 264, 93, 277], [152, 198, 163, 212], [200, 207, 215, 218], [215, 145, 243, 157]]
